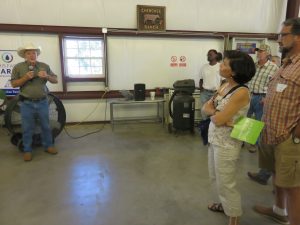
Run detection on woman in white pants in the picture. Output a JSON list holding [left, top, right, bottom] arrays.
[[202, 50, 256, 225]]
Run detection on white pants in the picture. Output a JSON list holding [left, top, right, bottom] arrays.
[[208, 143, 242, 217]]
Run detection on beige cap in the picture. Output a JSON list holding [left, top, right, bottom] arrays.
[[255, 44, 271, 55]]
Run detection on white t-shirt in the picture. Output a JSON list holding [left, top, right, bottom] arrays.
[[199, 63, 221, 91]]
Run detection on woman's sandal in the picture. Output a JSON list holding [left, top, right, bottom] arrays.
[[208, 203, 224, 213], [229, 216, 240, 225]]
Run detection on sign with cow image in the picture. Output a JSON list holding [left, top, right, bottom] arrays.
[[137, 5, 166, 32]]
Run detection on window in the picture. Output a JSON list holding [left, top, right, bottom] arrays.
[[63, 37, 104, 79]]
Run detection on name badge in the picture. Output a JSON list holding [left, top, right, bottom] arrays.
[[276, 83, 287, 92]]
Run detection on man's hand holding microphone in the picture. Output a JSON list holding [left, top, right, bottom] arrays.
[[25, 66, 49, 81]]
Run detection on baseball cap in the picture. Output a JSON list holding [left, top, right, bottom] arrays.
[[255, 44, 271, 54]]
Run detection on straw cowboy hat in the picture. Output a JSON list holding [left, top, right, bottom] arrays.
[[17, 43, 41, 58]]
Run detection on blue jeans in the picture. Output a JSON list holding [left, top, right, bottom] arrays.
[[247, 94, 264, 120], [20, 98, 53, 152], [248, 94, 272, 181], [247, 94, 264, 146]]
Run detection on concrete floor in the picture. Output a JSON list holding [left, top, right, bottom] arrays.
[[0, 123, 277, 225]]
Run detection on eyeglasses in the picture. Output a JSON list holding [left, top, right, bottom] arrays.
[[278, 32, 292, 38]]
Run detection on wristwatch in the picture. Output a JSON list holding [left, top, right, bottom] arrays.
[[293, 136, 300, 144]]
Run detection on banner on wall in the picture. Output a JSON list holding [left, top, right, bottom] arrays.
[[236, 43, 256, 54], [0, 50, 22, 96]]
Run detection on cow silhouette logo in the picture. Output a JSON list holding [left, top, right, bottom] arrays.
[[137, 5, 166, 31], [144, 14, 161, 25]]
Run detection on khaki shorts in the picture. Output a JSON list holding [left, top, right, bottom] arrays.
[[258, 136, 300, 188]]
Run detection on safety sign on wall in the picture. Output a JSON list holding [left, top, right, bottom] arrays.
[[170, 55, 187, 67], [0, 50, 22, 96]]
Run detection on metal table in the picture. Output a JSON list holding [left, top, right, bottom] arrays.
[[110, 99, 165, 131]]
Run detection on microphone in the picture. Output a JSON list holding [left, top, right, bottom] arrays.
[[28, 64, 37, 81], [28, 65, 34, 71]]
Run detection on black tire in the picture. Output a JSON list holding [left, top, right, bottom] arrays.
[[17, 139, 24, 152], [4, 93, 66, 140], [4, 96, 21, 134], [10, 132, 22, 146], [10, 133, 24, 152], [47, 93, 66, 138]]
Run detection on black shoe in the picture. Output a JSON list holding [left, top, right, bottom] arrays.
[[247, 172, 268, 185]]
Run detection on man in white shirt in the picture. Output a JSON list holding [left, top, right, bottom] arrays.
[[199, 49, 222, 119]]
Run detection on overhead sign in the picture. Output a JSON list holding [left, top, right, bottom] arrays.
[[137, 5, 166, 32], [0, 50, 22, 96]]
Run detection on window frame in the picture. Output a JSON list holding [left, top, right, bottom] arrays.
[[60, 34, 106, 83]]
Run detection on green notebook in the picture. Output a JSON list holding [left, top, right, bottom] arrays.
[[230, 117, 265, 145]]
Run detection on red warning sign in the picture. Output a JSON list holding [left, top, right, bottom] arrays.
[[170, 56, 178, 67], [171, 56, 177, 62], [170, 56, 187, 67], [180, 56, 186, 62], [179, 56, 187, 67]]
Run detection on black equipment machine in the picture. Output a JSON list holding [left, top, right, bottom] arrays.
[[168, 79, 195, 133]]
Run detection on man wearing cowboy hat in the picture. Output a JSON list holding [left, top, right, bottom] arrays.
[[11, 43, 58, 161]]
